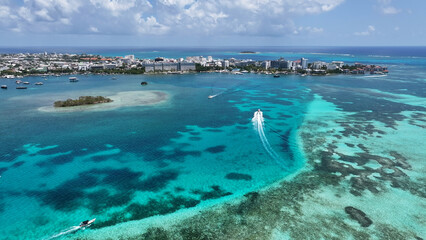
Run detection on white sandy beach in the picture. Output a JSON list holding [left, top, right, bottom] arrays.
[[38, 91, 168, 113]]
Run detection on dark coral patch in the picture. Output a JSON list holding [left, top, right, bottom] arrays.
[[192, 185, 232, 200], [345, 206, 373, 227], [205, 145, 226, 154], [12, 161, 24, 168], [225, 172, 252, 181], [92, 195, 200, 229], [139, 170, 179, 192]]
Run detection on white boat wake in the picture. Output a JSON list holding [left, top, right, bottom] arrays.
[[252, 110, 287, 168], [46, 226, 81, 239], [46, 218, 95, 240], [208, 90, 225, 99]]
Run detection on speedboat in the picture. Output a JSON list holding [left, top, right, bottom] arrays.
[[79, 218, 96, 228], [208, 95, 214, 99], [1, 85, 7, 89]]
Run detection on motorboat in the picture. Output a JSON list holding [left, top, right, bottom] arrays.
[[273, 74, 280, 78], [16, 80, 22, 84], [208, 95, 214, 99], [69, 77, 79, 82], [35, 82, 44, 85], [23, 81, 30, 85], [79, 218, 96, 228], [1, 85, 7, 89], [16, 86, 27, 89]]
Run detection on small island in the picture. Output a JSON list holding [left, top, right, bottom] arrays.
[[54, 96, 113, 107]]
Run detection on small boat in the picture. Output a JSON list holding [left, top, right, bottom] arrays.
[[35, 82, 44, 85], [208, 95, 214, 99], [23, 82, 30, 85], [273, 74, 280, 78], [1, 85, 7, 89], [79, 218, 96, 228], [112, 77, 117, 80], [16, 86, 27, 89], [140, 81, 148, 86], [16, 80, 22, 84], [69, 77, 79, 82]]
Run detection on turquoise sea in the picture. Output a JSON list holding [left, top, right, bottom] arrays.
[[0, 47, 425, 239]]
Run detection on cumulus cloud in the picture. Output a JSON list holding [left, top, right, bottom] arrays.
[[354, 25, 375, 36], [382, 6, 400, 14], [0, 0, 343, 38], [377, 0, 400, 14]]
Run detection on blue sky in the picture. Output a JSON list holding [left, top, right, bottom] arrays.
[[0, 0, 424, 46]]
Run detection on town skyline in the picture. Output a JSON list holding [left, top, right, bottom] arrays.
[[0, 0, 424, 47]]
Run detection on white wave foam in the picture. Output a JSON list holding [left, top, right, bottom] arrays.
[[252, 110, 287, 168], [46, 226, 81, 239]]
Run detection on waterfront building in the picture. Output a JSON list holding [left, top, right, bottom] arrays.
[[154, 63, 163, 71], [91, 64, 104, 70], [178, 62, 196, 71], [222, 60, 230, 69], [332, 61, 344, 68], [162, 63, 178, 71], [144, 64, 155, 72], [301, 58, 308, 69], [261, 61, 271, 70]]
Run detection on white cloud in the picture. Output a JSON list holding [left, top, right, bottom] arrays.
[[0, 5, 10, 18], [0, 0, 343, 38], [382, 6, 400, 14], [35, 8, 53, 21], [135, 14, 170, 35], [89, 26, 99, 33], [354, 25, 375, 36], [376, 0, 400, 14]]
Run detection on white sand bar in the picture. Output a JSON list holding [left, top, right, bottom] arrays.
[[38, 91, 168, 113]]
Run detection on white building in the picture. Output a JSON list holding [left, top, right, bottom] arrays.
[[332, 61, 344, 68], [301, 58, 308, 69], [222, 60, 230, 69]]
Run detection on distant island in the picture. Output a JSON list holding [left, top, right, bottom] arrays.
[[54, 96, 113, 107], [240, 51, 257, 54]]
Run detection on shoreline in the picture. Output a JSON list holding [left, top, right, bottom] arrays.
[[76, 98, 310, 240], [79, 93, 425, 239]]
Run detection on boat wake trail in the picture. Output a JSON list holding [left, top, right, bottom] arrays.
[[252, 110, 287, 169], [46, 226, 81, 240], [208, 90, 225, 99]]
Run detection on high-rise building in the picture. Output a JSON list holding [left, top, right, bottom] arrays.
[[301, 58, 308, 69], [222, 60, 230, 69]]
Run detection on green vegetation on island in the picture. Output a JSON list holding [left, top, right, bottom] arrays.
[[54, 96, 113, 107]]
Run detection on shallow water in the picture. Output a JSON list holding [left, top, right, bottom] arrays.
[[1, 48, 425, 239], [0, 73, 308, 239]]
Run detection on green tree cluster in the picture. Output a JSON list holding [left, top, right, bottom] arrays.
[[54, 96, 113, 107]]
